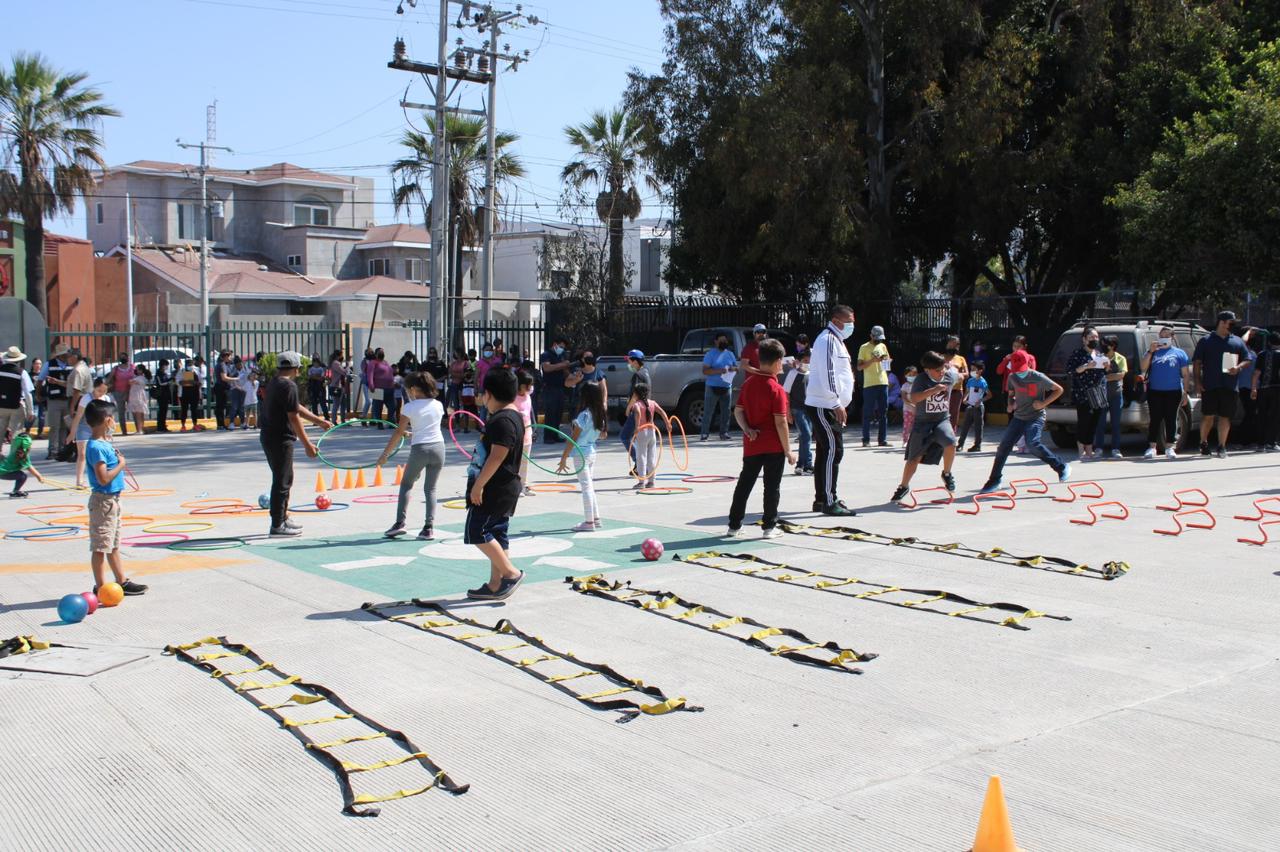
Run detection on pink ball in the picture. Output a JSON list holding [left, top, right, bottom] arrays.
[[641, 537, 664, 561], [81, 591, 99, 615], [315, 494, 332, 510]]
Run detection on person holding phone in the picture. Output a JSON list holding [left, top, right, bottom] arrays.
[[1140, 326, 1190, 459]]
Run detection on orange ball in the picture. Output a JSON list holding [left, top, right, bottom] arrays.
[[97, 582, 124, 607], [315, 494, 332, 510]]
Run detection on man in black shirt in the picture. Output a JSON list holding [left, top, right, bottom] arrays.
[[538, 335, 571, 442], [464, 367, 525, 600], [260, 351, 331, 536]]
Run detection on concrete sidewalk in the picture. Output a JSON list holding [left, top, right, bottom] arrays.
[[1, 425, 1277, 850]]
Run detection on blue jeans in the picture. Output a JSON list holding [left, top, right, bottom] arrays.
[[228, 388, 245, 427], [862, 384, 888, 444], [1094, 391, 1124, 451], [701, 384, 732, 438], [794, 406, 812, 469], [988, 417, 1065, 483]]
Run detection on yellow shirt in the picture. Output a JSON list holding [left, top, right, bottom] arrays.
[[947, 354, 968, 389], [857, 342, 889, 387]]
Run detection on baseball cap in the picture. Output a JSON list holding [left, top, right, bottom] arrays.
[[52, 343, 69, 357], [870, 325, 885, 340], [1216, 310, 1237, 323], [1009, 350, 1032, 372], [627, 349, 645, 361], [752, 323, 767, 333], [277, 350, 303, 368]]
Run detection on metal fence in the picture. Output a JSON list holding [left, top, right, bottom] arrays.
[[419, 321, 547, 364]]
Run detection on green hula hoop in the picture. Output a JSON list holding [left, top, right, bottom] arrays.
[[526, 423, 587, 477], [166, 537, 248, 552], [315, 419, 404, 470]]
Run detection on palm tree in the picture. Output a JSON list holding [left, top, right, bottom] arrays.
[[561, 106, 660, 310], [391, 115, 524, 348], [0, 53, 119, 320]]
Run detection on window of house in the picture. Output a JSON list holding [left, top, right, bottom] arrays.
[[95, 203, 103, 225], [177, 201, 216, 241], [546, 270, 571, 291], [368, 258, 390, 276], [403, 258, 424, 282], [293, 203, 331, 227], [287, 255, 303, 270]]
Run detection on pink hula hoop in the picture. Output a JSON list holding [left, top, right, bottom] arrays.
[[448, 409, 484, 460]]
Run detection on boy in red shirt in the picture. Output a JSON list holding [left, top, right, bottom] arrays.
[[725, 339, 795, 539]]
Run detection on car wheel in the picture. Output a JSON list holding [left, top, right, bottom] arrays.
[[678, 388, 703, 434], [1049, 427, 1076, 450], [1174, 406, 1192, 452]]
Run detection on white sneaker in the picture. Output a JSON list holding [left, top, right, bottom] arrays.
[[762, 527, 782, 539], [1142, 447, 1156, 460], [572, 521, 596, 532], [593, 519, 602, 529], [724, 527, 741, 539], [1165, 447, 1178, 460]]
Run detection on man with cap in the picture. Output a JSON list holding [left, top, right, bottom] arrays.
[[0, 346, 34, 453], [259, 351, 332, 537], [805, 304, 857, 515], [40, 344, 73, 457], [1193, 310, 1251, 458], [740, 324, 769, 378], [856, 325, 892, 447]]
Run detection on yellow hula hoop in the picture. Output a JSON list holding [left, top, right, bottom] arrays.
[[443, 499, 468, 510]]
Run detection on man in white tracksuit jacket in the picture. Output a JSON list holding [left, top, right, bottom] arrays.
[[805, 304, 857, 515]]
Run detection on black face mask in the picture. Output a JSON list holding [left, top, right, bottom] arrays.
[[717, 341, 729, 350], [946, 347, 959, 354], [1086, 340, 1099, 350]]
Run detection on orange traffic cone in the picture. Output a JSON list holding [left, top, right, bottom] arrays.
[[394, 464, 403, 486], [373, 466, 384, 487], [970, 776, 1021, 852], [356, 468, 367, 488], [343, 469, 354, 490], [331, 470, 341, 491], [315, 472, 325, 493]]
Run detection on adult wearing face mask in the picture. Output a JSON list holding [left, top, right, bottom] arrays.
[[700, 333, 737, 441], [978, 350, 1070, 492], [1140, 325, 1190, 459], [358, 347, 376, 420], [1192, 310, 1249, 458], [804, 305, 857, 516], [1250, 331, 1280, 452], [107, 353, 136, 435], [538, 336, 571, 442], [1066, 326, 1108, 459]]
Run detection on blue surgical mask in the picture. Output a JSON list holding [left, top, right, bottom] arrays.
[[1014, 370, 1030, 379], [553, 346, 564, 355], [483, 350, 493, 358], [838, 323, 854, 341]]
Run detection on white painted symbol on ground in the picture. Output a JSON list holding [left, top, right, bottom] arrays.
[[323, 556, 416, 572], [418, 535, 574, 561], [571, 526, 652, 541], [532, 556, 617, 571]]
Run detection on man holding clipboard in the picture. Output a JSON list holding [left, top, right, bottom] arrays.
[[1192, 310, 1250, 458]]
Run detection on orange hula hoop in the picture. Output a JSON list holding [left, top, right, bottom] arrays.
[[663, 413, 690, 472], [626, 420, 665, 481]]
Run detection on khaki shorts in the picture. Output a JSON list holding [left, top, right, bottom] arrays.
[[88, 491, 122, 553]]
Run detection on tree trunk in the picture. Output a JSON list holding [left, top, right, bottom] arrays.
[[852, 0, 895, 296], [608, 211, 625, 312], [22, 220, 47, 320]]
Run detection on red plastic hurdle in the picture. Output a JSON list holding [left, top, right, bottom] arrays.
[[1238, 518, 1280, 546], [1009, 478, 1049, 497], [956, 491, 1016, 515], [1070, 501, 1130, 526], [898, 486, 954, 509], [1156, 488, 1210, 512], [1053, 481, 1105, 503], [1233, 496, 1280, 522], [1153, 508, 1216, 536]]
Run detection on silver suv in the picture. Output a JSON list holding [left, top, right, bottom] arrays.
[[1043, 319, 1212, 450]]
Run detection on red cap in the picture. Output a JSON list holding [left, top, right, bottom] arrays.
[[1009, 350, 1032, 372]]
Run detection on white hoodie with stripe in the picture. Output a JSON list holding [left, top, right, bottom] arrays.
[[804, 324, 855, 410]]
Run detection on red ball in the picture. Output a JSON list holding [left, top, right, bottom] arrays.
[[641, 537, 664, 561], [81, 591, 99, 615], [315, 494, 332, 510]]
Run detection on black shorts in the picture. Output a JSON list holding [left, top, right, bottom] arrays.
[[464, 506, 510, 549], [1201, 387, 1237, 418]]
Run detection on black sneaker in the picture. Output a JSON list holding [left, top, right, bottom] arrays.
[[1216, 447, 1227, 459], [269, 525, 301, 537], [121, 579, 148, 595], [862, 440, 870, 447], [468, 575, 523, 601], [877, 441, 889, 447], [812, 500, 825, 512], [384, 523, 406, 539], [417, 525, 433, 541], [820, 502, 856, 517], [942, 471, 956, 493], [8, 491, 28, 499], [494, 571, 525, 600], [967, 445, 981, 452], [1200, 441, 1210, 456], [890, 485, 909, 503]]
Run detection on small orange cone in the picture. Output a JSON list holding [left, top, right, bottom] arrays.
[[970, 776, 1021, 852], [315, 472, 325, 493], [331, 470, 341, 491], [343, 469, 354, 490], [373, 466, 384, 487], [393, 464, 403, 485], [356, 468, 367, 488]]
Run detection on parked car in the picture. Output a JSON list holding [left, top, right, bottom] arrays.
[[1043, 319, 1221, 450], [597, 327, 797, 431], [91, 346, 197, 381]]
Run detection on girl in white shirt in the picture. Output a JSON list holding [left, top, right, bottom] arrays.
[[377, 371, 445, 540]]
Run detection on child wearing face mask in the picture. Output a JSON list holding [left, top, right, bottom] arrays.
[[900, 366, 919, 447], [979, 350, 1070, 493]]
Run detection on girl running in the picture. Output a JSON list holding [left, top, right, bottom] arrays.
[[377, 372, 446, 540], [627, 382, 666, 490], [557, 380, 606, 530]]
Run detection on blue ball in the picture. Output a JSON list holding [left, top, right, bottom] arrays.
[[57, 593, 89, 624], [258, 493, 270, 509]]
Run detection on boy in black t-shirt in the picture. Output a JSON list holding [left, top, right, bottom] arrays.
[[260, 351, 332, 536], [465, 368, 526, 600]]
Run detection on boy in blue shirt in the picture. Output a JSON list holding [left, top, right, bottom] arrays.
[[957, 361, 992, 451], [84, 399, 147, 596]]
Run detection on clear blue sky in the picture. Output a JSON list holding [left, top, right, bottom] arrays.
[[8, 0, 668, 237]]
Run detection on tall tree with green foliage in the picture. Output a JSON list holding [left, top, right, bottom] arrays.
[[560, 106, 660, 310], [0, 53, 118, 320]]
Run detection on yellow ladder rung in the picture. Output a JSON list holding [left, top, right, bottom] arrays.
[[516, 655, 557, 667], [259, 693, 327, 710], [340, 752, 429, 773], [546, 670, 600, 683], [578, 686, 635, 701], [308, 732, 388, 749], [352, 777, 441, 805], [281, 713, 354, 728], [710, 616, 742, 631], [482, 643, 530, 655], [235, 675, 301, 692]]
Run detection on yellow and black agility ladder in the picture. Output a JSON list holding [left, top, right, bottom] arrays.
[[677, 552, 1069, 630], [164, 636, 468, 816], [565, 575, 877, 673], [0, 635, 65, 658], [362, 600, 701, 723], [776, 520, 1129, 580]]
